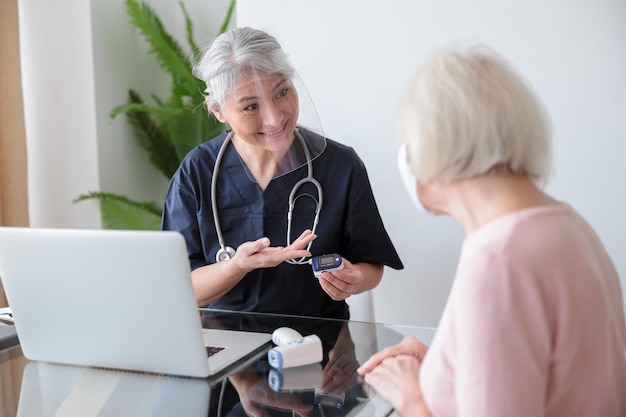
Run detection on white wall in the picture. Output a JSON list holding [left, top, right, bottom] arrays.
[[236, 0, 626, 327], [19, 0, 233, 228], [20, 0, 626, 327], [19, 0, 101, 229]]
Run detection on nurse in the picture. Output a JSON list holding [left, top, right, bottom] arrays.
[[161, 27, 403, 319]]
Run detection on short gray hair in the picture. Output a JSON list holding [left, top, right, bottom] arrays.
[[193, 27, 295, 110], [398, 42, 551, 185]]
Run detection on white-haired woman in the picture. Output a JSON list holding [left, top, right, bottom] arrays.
[[162, 27, 403, 318], [358, 43, 626, 416]]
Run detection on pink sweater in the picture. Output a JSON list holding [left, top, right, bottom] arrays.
[[420, 204, 626, 417]]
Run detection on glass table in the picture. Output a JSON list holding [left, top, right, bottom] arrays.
[[0, 309, 435, 417]]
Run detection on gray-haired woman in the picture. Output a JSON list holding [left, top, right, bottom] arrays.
[[162, 27, 403, 319], [358, 42, 626, 417]]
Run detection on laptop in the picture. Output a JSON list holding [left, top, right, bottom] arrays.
[[0, 323, 18, 350], [0, 227, 272, 379], [17, 361, 211, 417]]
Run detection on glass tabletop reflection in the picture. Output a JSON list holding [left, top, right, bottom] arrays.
[[0, 309, 435, 417]]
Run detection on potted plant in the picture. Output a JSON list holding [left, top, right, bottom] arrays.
[[75, 0, 235, 230]]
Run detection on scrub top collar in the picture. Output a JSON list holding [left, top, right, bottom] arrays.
[[237, 126, 327, 183]]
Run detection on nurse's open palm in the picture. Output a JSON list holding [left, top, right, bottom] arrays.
[[233, 230, 316, 272]]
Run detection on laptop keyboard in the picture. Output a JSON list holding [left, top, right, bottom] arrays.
[[206, 346, 225, 357]]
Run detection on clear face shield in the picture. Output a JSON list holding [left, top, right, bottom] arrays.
[[209, 67, 327, 263], [213, 67, 326, 181]]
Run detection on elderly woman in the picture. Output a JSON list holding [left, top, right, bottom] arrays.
[[358, 43, 626, 416], [161, 27, 402, 319]]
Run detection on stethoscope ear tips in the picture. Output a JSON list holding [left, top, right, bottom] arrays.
[[216, 246, 236, 262]]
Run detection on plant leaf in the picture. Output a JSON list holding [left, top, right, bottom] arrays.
[[79, 1, 232, 230], [219, 0, 237, 34], [179, 1, 200, 60], [124, 0, 202, 99], [74, 192, 162, 230], [125, 90, 181, 178]]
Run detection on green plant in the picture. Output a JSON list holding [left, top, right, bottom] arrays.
[[75, 0, 235, 230]]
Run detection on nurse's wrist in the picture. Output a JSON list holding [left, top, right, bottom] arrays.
[[218, 256, 249, 281]]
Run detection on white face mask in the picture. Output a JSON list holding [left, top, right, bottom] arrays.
[[397, 144, 430, 214]]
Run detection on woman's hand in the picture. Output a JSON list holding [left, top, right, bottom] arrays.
[[192, 230, 316, 306], [357, 338, 432, 417], [361, 354, 433, 417], [318, 259, 383, 301], [231, 229, 316, 274], [357, 337, 428, 375]]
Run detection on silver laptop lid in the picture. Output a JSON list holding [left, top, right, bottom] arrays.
[[0, 227, 210, 377]]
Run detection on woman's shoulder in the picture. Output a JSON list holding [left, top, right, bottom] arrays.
[[324, 139, 366, 172], [188, 131, 229, 158], [322, 135, 357, 155], [178, 131, 229, 167], [170, 132, 229, 183], [299, 127, 363, 167], [299, 127, 354, 151]]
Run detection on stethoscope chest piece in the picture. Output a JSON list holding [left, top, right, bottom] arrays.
[[216, 246, 236, 262]]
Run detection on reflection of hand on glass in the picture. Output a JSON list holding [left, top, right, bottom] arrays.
[[321, 324, 359, 395], [229, 372, 314, 417]]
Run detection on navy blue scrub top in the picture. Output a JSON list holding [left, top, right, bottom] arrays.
[[162, 128, 403, 319]]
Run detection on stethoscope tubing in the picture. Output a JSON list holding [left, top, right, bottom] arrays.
[[212, 129, 322, 263]]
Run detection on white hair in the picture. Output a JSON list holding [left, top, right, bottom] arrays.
[[193, 27, 295, 110], [398, 42, 552, 185]]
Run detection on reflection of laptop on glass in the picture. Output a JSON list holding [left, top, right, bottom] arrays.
[[18, 361, 211, 417], [0, 227, 271, 379], [0, 323, 18, 350]]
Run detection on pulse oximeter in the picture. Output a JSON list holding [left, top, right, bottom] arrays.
[[310, 253, 343, 278]]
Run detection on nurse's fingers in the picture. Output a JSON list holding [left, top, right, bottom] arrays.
[[235, 234, 315, 268], [318, 276, 352, 301], [318, 260, 361, 301], [248, 237, 272, 254], [241, 230, 315, 255], [286, 229, 317, 250]]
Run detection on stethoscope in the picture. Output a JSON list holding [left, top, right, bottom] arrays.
[[212, 128, 323, 264]]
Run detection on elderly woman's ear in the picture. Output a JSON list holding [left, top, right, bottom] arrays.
[[209, 102, 226, 123]]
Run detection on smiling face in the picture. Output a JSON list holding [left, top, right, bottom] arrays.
[[211, 73, 299, 154]]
